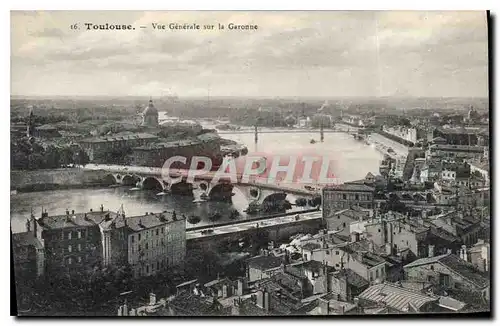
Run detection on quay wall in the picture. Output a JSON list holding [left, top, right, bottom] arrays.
[[11, 168, 109, 192], [187, 217, 324, 251]]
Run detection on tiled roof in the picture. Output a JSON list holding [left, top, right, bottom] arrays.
[[37, 210, 118, 230], [324, 183, 375, 192], [359, 283, 438, 312], [404, 254, 489, 289], [301, 242, 321, 252], [12, 232, 44, 250], [334, 268, 369, 289], [80, 132, 158, 143], [101, 211, 182, 232], [438, 296, 466, 311], [247, 255, 283, 271]]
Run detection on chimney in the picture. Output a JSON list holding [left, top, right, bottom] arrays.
[[256, 290, 264, 309], [149, 293, 156, 306], [350, 232, 359, 243], [318, 298, 329, 315], [66, 209, 70, 216], [71, 209, 75, 215], [428, 245, 435, 258], [263, 291, 270, 312], [368, 242, 374, 253], [222, 284, 228, 298], [100, 204, 104, 212], [26, 219, 31, 232], [122, 302, 128, 316], [460, 245, 467, 262], [446, 249, 452, 255]]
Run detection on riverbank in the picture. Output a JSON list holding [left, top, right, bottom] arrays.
[[11, 168, 108, 193]]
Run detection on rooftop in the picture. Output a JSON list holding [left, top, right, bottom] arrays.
[[358, 283, 438, 312], [324, 183, 375, 192], [247, 255, 283, 271], [403, 254, 489, 289], [334, 268, 370, 289], [37, 210, 119, 230], [101, 211, 183, 232], [79, 132, 158, 144]]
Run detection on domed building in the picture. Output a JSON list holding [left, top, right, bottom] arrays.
[[142, 98, 159, 127]]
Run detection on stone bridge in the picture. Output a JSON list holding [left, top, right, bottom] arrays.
[[83, 164, 321, 208]]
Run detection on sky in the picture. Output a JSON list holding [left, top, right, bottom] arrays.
[[11, 11, 489, 98]]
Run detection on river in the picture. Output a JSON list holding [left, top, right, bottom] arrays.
[[10, 131, 383, 234]]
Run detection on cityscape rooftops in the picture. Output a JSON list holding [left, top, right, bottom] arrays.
[[133, 139, 202, 150], [324, 183, 375, 192], [79, 132, 158, 143], [101, 211, 182, 232], [247, 255, 284, 271], [37, 210, 119, 230], [358, 283, 438, 312], [404, 253, 489, 289]]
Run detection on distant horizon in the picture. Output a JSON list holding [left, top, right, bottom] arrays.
[[10, 94, 489, 100]]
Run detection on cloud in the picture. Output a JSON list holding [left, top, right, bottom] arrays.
[[10, 11, 488, 97]]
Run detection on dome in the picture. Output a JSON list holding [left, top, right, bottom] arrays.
[[143, 99, 158, 116]]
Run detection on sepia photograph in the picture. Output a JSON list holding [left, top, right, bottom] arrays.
[[10, 10, 491, 317]]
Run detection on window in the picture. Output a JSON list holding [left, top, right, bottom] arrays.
[[131, 235, 135, 243], [342, 194, 347, 200], [146, 265, 149, 273], [68, 257, 73, 265], [335, 251, 339, 255], [378, 229, 381, 233], [77, 230, 82, 239], [77, 243, 82, 252], [66, 232, 72, 240], [146, 243, 149, 250], [138, 234, 141, 241], [68, 245, 72, 253], [156, 229, 159, 236], [161, 228, 164, 234], [430, 265, 434, 271], [376, 269, 379, 278], [157, 261, 160, 270], [355, 194, 359, 200], [342, 223, 346, 228], [77, 256, 82, 263]]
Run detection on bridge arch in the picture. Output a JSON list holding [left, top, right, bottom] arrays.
[[261, 192, 288, 213], [248, 186, 261, 201], [102, 173, 117, 185], [208, 183, 234, 202], [122, 174, 141, 186], [142, 177, 164, 191]]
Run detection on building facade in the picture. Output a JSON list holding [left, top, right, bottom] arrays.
[[322, 183, 375, 217]]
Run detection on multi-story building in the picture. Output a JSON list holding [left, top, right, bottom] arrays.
[[426, 144, 485, 161], [25, 208, 113, 276], [100, 211, 186, 278], [14, 207, 186, 279], [322, 183, 375, 216], [79, 132, 159, 162], [432, 127, 488, 146], [382, 126, 425, 145]]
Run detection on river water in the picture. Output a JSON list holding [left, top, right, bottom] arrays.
[[10, 132, 382, 233]]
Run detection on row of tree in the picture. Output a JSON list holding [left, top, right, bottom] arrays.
[[11, 138, 89, 170]]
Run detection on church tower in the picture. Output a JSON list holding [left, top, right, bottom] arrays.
[[142, 98, 159, 127]]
